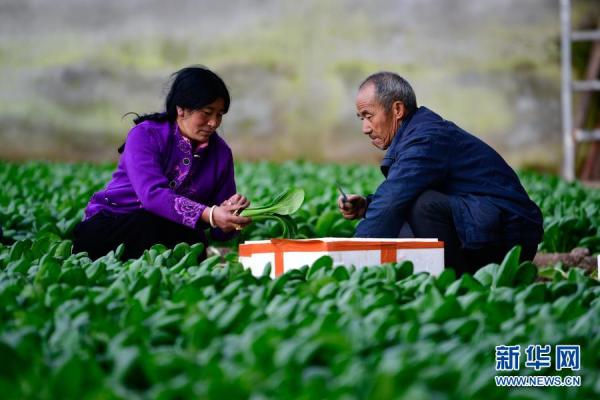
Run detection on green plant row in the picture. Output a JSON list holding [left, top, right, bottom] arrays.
[[2, 161, 599, 253], [520, 172, 600, 253], [1, 236, 598, 399]]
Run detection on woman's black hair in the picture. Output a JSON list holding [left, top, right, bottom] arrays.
[[118, 65, 230, 153]]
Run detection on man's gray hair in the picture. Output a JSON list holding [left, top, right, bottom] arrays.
[[359, 72, 418, 114]]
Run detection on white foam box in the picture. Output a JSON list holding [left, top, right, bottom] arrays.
[[238, 238, 444, 278]]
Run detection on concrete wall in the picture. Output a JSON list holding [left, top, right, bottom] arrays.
[[1, 0, 592, 169]]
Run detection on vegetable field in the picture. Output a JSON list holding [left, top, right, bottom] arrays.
[[0, 161, 599, 399]]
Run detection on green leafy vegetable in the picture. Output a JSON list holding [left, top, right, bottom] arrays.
[[241, 188, 304, 217], [241, 188, 304, 238], [0, 160, 599, 399]]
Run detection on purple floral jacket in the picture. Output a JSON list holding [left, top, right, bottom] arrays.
[[84, 120, 237, 241]]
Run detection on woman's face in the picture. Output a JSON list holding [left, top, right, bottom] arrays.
[[176, 98, 226, 144]]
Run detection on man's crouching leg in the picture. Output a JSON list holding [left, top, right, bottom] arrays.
[[405, 190, 472, 276]]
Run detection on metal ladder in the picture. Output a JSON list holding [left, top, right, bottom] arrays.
[[560, 0, 600, 181]]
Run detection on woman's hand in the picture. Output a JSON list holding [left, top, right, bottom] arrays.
[[221, 193, 250, 215], [202, 205, 252, 232], [338, 194, 367, 220], [203, 193, 252, 232], [210, 205, 252, 232]]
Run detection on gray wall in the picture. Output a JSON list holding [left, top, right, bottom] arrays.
[[0, 0, 572, 168]]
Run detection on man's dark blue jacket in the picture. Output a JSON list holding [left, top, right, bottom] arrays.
[[355, 106, 543, 249]]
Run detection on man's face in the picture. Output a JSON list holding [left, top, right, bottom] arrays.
[[355, 83, 402, 150]]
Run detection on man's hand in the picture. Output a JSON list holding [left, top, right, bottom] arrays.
[[338, 194, 367, 220]]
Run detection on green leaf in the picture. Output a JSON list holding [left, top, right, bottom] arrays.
[[58, 267, 88, 286], [514, 261, 538, 286], [473, 264, 497, 287], [134, 285, 155, 308], [52, 240, 73, 259], [251, 214, 298, 238], [332, 266, 350, 281], [115, 243, 125, 259], [494, 245, 522, 287], [259, 262, 272, 278], [306, 256, 333, 280], [396, 261, 414, 280], [34, 254, 62, 286], [315, 210, 339, 237], [240, 188, 304, 238], [85, 260, 107, 283], [171, 244, 205, 272], [444, 317, 479, 340], [241, 188, 305, 216], [435, 268, 456, 291], [9, 240, 31, 262]]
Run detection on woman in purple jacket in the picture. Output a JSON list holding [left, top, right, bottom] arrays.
[[73, 66, 252, 260]]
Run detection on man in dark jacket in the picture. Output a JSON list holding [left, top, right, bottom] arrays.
[[338, 72, 543, 275]]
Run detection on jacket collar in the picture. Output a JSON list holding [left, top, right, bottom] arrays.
[[173, 122, 216, 155], [380, 107, 419, 175]]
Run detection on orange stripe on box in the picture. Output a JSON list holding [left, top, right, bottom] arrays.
[[274, 249, 284, 277], [381, 245, 397, 263], [238, 244, 266, 257], [239, 244, 285, 277]]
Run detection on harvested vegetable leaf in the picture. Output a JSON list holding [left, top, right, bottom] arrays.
[[241, 188, 304, 238], [240, 188, 304, 217]]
